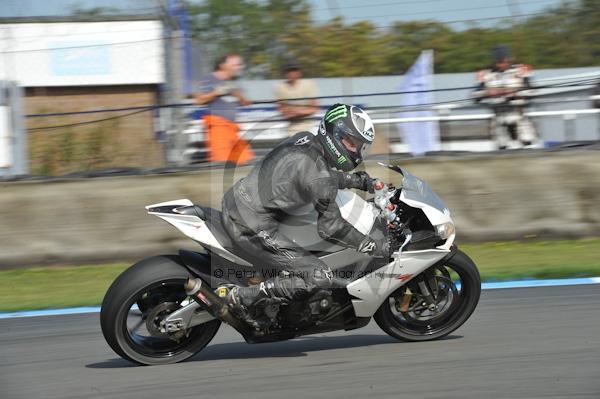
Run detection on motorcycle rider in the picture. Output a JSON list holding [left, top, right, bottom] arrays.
[[221, 103, 390, 322], [473, 45, 537, 149]]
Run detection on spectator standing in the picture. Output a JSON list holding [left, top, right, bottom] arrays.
[[473, 45, 538, 149], [592, 80, 600, 140], [194, 53, 254, 164], [592, 80, 600, 109], [274, 60, 319, 135]]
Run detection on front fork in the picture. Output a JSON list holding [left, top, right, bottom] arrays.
[[395, 247, 458, 313], [417, 271, 440, 311], [395, 274, 439, 314]]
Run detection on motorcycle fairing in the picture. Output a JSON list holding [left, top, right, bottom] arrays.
[[346, 249, 450, 317]]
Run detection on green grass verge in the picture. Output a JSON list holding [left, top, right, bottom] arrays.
[[461, 239, 600, 281], [1, 239, 599, 312], [0, 263, 129, 312]]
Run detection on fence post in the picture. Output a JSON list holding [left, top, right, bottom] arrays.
[[563, 112, 576, 142], [0, 81, 27, 177]]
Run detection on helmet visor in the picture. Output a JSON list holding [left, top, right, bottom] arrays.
[[340, 134, 371, 157]]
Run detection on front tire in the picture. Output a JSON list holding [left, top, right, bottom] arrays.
[[374, 249, 481, 341], [100, 255, 221, 365]]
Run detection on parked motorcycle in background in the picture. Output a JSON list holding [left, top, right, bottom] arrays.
[[100, 163, 481, 365]]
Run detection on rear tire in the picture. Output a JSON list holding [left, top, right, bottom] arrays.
[[100, 255, 221, 365], [374, 249, 480, 341]]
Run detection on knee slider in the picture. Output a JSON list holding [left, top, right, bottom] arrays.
[[312, 267, 333, 289], [269, 275, 310, 301]]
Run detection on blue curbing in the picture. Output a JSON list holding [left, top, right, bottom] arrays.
[[482, 277, 600, 290], [0, 306, 101, 319], [1, 277, 599, 320]]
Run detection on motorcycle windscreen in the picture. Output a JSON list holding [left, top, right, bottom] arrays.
[[400, 169, 452, 226]]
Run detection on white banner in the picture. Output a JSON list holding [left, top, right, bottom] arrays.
[[0, 21, 164, 87], [0, 106, 11, 168], [398, 50, 441, 156]]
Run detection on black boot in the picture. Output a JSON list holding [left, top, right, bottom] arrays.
[[228, 273, 311, 309], [227, 283, 269, 309], [227, 274, 312, 326], [227, 282, 279, 329]]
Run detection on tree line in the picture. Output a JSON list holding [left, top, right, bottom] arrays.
[[189, 0, 599, 77]]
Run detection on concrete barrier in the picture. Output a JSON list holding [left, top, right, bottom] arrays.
[[1, 149, 599, 267]]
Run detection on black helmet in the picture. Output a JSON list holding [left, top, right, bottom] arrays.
[[492, 45, 511, 62], [282, 58, 301, 72], [317, 103, 375, 172]]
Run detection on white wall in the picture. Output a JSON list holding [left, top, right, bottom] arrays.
[[2, 151, 600, 266], [0, 105, 10, 168], [0, 20, 165, 86]]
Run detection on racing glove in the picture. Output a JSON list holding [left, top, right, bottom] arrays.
[[357, 236, 391, 259], [338, 171, 375, 193]]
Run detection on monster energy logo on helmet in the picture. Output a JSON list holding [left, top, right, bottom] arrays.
[[325, 136, 341, 157], [325, 136, 350, 166], [325, 137, 348, 165], [325, 104, 348, 123]]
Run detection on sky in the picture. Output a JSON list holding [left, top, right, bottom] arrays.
[[1, 0, 568, 30], [308, 0, 567, 29]]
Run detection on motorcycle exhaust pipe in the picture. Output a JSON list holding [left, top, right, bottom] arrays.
[[184, 277, 253, 336]]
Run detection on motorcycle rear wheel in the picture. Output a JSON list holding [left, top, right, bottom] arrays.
[[374, 249, 481, 341], [100, 255, 221, 365]]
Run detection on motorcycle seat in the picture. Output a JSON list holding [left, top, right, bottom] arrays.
[[179, 204, 249, 261], [175, 205, 206, 219]]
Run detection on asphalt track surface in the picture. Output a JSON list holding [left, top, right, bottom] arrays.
[[1, 285, 599, 399]]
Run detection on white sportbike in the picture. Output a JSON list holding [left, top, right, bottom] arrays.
[[101, 164, 481, 365]]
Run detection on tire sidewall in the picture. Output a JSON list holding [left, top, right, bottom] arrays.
[[375, 250, 481, 342], [100, 255, 220, 365]]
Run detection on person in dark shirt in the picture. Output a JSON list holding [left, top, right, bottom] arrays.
[[194, 53, 254, 164]]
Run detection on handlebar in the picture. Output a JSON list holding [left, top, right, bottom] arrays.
[[370, 179, 412, 256], [371, 179, 400, 226]]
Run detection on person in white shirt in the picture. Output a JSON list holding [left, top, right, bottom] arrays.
[[473, 46, 538, 149], [274, 60, 319, 136]]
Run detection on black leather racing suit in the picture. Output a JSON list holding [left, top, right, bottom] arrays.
[[221, 132, 370, 300]]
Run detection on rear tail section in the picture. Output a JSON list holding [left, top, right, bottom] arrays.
[[146, 199, 251, 265]]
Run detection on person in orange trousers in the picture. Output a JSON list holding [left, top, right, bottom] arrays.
[[203, 114, 254, 164], [195, 53, 254, 164]]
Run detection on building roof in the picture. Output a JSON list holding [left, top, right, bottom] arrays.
[[0, 15, 159, 24]]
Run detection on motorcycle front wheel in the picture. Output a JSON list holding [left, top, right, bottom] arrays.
[[374, 249, 481, 341], [100, 255, 221, 365]]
